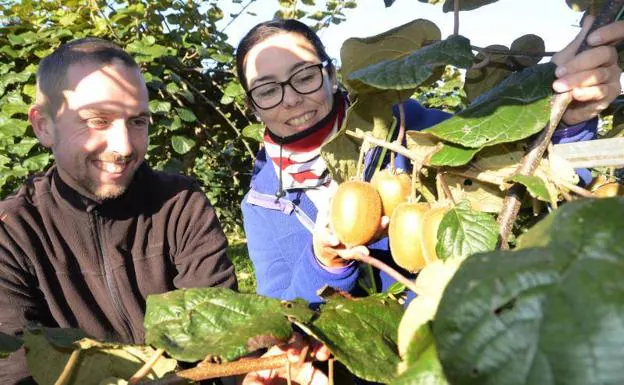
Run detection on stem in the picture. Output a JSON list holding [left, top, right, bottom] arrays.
[[394, 102, 407, 175], [471, 45, 557, 57], [497, 92, 571, 249], [453, 0, 460, 35], [219, 0, 257, 33], [356, 135, 369, 181], [54, 349, 81, 385], [351, 254, 419, 295], [128, 348, 166, 385], [437, 173, 456, 205], [553, 177, 594, 198], [329, 359, 335, 385], [345, 130, 422, 163], [144, 354, 290, 385]]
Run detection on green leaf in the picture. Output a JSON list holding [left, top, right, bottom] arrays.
[[144, 288, 314, 362], [0, 331, 23, 358], [434, 197, 624, 385], [22, 153, 50, 171], [24, 328, 176, 385], [348, 35, 474, 91], [429, 143, 482, 166], [0, 118, 30, 138], [425, 63, 556, 148], [341, 19, 441, 95], [435, 202, 498, 261], [241, 123, 264, 142], [148, 100, 171, 115], [506, 174, 551, 202], [126, 39, 176, 63], [296, 295, 403, 383], [175, 107, 197, 122], [10, 137, 38, 156], [171, 135, 195, 154]]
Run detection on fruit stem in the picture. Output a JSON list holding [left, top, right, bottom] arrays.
[[355, 134, 370, 181], [54, 349, 81, 385], [350, 253, 420, 295]]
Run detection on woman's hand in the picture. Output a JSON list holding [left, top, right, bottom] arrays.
[[552, 15, 624, 125], [240, 333, 331, 385], [312, 216, 389, 268]]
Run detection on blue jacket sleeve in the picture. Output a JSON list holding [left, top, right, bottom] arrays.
[[242, 199, 359, 304], [551, 118, 598, 186]]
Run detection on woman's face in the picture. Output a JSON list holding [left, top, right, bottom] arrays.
[[243, 32, 336, 138]]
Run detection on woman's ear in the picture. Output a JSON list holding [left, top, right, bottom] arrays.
[[29, 105, 54, 148]]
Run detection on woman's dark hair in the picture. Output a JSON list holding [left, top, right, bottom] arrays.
[[235, 19, 334, 92]]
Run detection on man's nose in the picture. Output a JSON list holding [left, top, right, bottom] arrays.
[[106, 119, 133, 156]]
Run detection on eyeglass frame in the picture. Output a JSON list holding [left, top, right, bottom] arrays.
[[246, 60, 331, 110]]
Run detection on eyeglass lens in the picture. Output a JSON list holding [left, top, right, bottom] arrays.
[[250, 64, 324, 109]]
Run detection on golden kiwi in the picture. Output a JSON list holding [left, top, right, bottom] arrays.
[[371, 169, 412, 218], [330, 180, 382, 247], [593, 182, 624, 198], [420, 206, 449, 264], [389, 202, 430, 272]]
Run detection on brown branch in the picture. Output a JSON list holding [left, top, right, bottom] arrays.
[[128, 348, 166, 385], [54, 349, 81, 385], [350, 253, 419, 295], [437, 173, 456, 205], [345, 130, 422, 163], [144, 354, 290, 385]]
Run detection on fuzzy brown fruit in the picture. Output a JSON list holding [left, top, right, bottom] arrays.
[[421, 206, 448, 264], [371, 169, 412, 218], [389, 202, 430, 272], [330, 180, 382, 247], [593, 182, 624, 198]]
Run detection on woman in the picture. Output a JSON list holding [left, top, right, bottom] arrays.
[[236, 18, 623, 305]]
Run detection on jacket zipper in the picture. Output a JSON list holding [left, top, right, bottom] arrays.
[[92, 210, 134, 342]]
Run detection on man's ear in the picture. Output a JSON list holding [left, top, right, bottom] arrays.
[[29, 105, 54, 148]]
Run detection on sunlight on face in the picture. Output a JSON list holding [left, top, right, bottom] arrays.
[[50, 60, 150, 201], [244, 32, 336, 137]]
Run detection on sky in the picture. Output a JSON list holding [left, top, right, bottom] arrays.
[[217, 0, 586, 64]]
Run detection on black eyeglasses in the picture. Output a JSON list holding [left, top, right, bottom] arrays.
[[247, 60, 329, 110]]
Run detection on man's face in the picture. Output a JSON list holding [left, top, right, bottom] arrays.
[[44, 60, 150, 201]]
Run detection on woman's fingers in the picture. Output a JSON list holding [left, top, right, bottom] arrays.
[[587, 19, 624, 46]]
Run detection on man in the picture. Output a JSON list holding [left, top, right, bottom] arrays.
[[0, 38, 237, 384]]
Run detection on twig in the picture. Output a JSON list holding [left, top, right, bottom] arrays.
[[350, 254, 419, 295], [143, 354, 290, 385], [356, 135, 369, 181], [437, 173, 456, 205], [128, 348, 166, 385], [345, 130, 423, 163], [471, 45, 557, 57], [220, 0, 257, 33], [453, 0, 460, 35], [553, 177, 594, 198], [329, 359, 335, 385], [54, 349, 81, 385]]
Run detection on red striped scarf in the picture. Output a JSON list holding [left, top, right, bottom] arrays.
[[263, 97, 346, 190]]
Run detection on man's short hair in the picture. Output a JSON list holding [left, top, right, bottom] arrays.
[[36, 37, 139, 117]]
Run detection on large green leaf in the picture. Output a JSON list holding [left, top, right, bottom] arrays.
[[393, 324, 448, 385], [24, 328, 176, 385], [509, 34, 545, 68], [348, 35, 474, 91], [144, 288, 315, 362], [340, 19, 441, 95], [241, 123, 264, 142], [434, 197, 624, 385], [296, 294, 404, 384], [435, 201, 498, 261], [425, 63, 556, 148], [0, 331, 23, 358]]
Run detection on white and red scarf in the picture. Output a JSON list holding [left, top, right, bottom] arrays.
[[263, 95, 346, 191]]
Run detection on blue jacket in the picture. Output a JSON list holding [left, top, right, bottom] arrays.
[[242, 99, 597, 304]]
